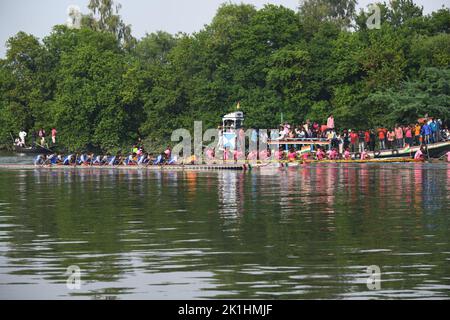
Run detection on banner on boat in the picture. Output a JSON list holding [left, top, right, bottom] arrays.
[[223, 133, 237, 149]]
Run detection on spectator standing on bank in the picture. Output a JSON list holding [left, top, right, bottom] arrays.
[[327, 115, 335, 131], [51, 128, 57, 145], [39, 128, 46, 145], [19, 130, 27, 147]]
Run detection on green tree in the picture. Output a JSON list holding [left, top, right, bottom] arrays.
[[82, 0, 136, 50], [299, 0, 358, 33]]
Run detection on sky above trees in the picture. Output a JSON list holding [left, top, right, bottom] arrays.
[[0, 0, 448, 57]]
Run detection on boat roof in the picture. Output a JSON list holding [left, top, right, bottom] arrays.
[[223, 111, 244, 121]]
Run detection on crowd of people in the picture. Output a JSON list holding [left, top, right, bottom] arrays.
[[266, 115, 450, 161], [276, 115, 448, 153], [14, 128, 57, 148], [218, 115, 449, 163]]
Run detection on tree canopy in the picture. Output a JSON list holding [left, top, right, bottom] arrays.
[[1, 0, 449, 152]]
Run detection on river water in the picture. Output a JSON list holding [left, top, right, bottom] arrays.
[[0, 153, 449, 299]]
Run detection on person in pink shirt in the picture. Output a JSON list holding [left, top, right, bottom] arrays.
[[329, 148, 338, 160], [344, 148, 351, 160], [164, 146, 171, 160], [205, 148, 215, 161], [313, 122, 319, 132], [288, 150, 297, 162], [316, 148, 326, 161], [259, 149, 269, 161], [395, 125, 404, 148], [51, 128, 57, 144], [274, 149, 283, 161], [414, 146, 425, 161], [234, 150, 244, 162], [405, 126, 413, 147], [224, 148, 230, 161], [387, 130, 395, 149], [447, 151, 450, 163], [247, 150, 257, 161], [327, 115, 335, 130], [283, 124, 290, 136]]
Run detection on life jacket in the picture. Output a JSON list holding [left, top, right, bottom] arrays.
[[108, 156, 116, 166], [34, 155, 43, 165], [63, 155, 72, 165], [48, 155, 57, 165], [288, 152, 296, 161]]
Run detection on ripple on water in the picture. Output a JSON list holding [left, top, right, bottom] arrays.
[[0, 165, 449, 299]]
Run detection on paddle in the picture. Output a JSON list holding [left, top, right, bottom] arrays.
[[9, 132, 15, 144], [435, 153, 448, 161], [35, 142, 54, 154]]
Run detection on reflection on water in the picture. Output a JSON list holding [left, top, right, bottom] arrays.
[[0, 163, 449, 299]]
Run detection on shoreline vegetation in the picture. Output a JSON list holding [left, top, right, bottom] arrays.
[[0, 0, 449, 154]]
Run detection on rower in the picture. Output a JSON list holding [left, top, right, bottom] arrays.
[[63, 154, 74, 165], [101, 155, 109, 165], [124, 153, 138, 166], [108, 156, 117, 166], [330, 148, 339, 160], [361, 149, 370, 160], [344, 148, 351, 160], [46, 154, 58, 165], [288, 148, 297, 162], [79, 153, 88, 165], [414, 146, 426, 161], [34, 154, 46, 166], [137, 154, 147, 165], [93, 155, 102, 165]]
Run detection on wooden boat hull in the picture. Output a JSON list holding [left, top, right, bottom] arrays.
[[254, 158, 421, 168], [0, 163, 247, 171], [268, 140, 450, 159], [13, 145, 55, 155], [369, 141, 450, 159]]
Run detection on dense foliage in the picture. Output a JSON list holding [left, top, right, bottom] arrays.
[[1, 0, 449, 152]]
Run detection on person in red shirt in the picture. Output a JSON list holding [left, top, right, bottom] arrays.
[[378, 129, 386, 150], [365, 130, 370, 144], [350, 130, 358, 153]]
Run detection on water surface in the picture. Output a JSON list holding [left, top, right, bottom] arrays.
[[0, 156, 449, 299]]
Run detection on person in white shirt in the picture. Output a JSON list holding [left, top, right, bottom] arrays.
[[19, 130, 27, 146]]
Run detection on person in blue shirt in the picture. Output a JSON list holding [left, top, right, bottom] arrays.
[[430, 120, 437, 144], [421, 123, 431, 145], [34, 155, 46, 166]]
